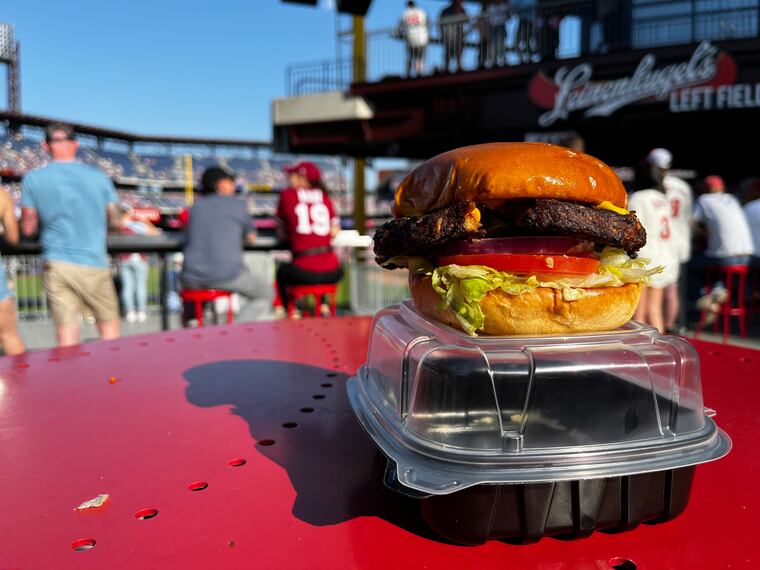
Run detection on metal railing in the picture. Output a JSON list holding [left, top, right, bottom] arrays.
[[287, 59, 359, 96], [6, 254, 166, 321], [348, 256, 410, 316], [286, 0, 760, 96], [1, 235, 411, 325]]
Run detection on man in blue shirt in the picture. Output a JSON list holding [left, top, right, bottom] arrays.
[[21, 123, 122, 346]]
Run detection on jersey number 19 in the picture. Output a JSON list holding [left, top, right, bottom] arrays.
[[295, 202, 331, 236]]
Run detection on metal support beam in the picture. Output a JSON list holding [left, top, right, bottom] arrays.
[[352, 15, 365, 83], [352, 16, 366, 236], [8, 43, 20, 112], [353, 157, 365, 235]]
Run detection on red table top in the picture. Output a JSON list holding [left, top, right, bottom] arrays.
[[0, 317, 756, 569]]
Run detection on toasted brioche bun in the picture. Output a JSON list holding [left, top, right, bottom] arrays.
[[410, 274, 641, 335], [395, 143, 627, 218]]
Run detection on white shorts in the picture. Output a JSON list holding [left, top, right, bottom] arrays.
[[642, 250, 680, 289]]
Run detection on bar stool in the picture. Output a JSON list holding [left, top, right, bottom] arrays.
[[180, 289, 233, 327], [695, 265, 749, 342], [286, 284, 338, 318]]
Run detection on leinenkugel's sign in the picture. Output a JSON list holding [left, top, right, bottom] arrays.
[[529, 41, 760, 127]]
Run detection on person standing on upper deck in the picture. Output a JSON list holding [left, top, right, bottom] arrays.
[[439, 0, 468, 73], [399, 1, 429, 77], [20, 123, 122, 347]]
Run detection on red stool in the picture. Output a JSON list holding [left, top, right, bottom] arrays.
[[696, 265, 749, 342], [286, 284, 337, 318], [180, 289, 233, 327]]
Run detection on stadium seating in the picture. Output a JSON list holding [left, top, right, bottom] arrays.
[[0, 135, 347, 193]]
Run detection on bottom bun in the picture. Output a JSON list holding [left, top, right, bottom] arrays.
[[410, 275, 642, 335]]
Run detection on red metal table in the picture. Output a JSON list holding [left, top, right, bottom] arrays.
[[0, 317, 756, 569]]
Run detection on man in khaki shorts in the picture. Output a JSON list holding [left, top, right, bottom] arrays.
[[21, 123, 122, 346]]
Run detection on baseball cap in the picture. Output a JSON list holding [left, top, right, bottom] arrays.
[[284, 161, 321, 184], [646, 148, 673, 170], [201, 166, 235, 193], [704, 175, 725, 191]]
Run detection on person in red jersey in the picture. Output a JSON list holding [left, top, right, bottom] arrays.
[[276, 161, 343, 317]]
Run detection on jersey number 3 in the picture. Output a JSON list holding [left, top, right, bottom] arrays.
[[660, 216, 671, 239], [295, 202, 331, 236]]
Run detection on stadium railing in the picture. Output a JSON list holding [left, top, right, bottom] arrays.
[[0, 235, 411, 329]]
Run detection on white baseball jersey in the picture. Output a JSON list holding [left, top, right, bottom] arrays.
[[628, 189, 680, 287], [663, 175, 693, 263], [400, 7, 429, 47], [743, 199, 760, 256], [693, 193, 754, 257]]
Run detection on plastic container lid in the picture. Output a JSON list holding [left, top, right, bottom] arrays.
[[347, 301, 731, 494]]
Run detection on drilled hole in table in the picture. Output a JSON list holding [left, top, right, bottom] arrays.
[[192, 334, 203, 339], [48, 357, 59, 362], [741, 356, 752, 363], [188, 481, 208, 492], [313, 394, 326, 400], [300, 407, 314, 413], [326, 373, 337, 378], [258, 439, 276, 447], [321, 383, 333, 388], [135, 508, 158, 520], [219, 331, 229, 336], [138, 341, 148, 347], [165, 338, 176, 343], [228, 458, 247, 467], [109, 347, 120, 352], [71, 538, 96, 552], [709, 350, 720, 356], [282, 422, 298, 429], [245, 327, 254, 333], [608, 558, 637, 570]]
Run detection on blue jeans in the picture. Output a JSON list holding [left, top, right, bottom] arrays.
[[0, 259, 13, 302], [705, 254, 751, 267], [120, 257, 149, 313]]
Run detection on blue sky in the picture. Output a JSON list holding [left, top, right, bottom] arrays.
[[0, 0, 454, 141]]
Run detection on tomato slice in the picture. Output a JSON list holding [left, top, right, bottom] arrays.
[[437, 253, 600, 276]]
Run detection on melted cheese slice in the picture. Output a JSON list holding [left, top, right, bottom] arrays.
[[596, 201, 629, 215]]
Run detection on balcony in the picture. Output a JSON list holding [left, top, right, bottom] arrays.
[[286, 0, 760, 96]]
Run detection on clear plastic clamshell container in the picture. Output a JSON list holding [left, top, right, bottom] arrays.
[[348, 301, 730, 494]]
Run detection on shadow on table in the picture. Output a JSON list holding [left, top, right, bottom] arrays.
[[183, 359, 445, 542]]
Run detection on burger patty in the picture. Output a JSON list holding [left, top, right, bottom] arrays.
[[373, 201, 484, 266], [510, 199, 647, 256], [373, 199, 646, 264]]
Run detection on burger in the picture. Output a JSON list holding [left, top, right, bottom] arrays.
[[373, 142, 662, 336]]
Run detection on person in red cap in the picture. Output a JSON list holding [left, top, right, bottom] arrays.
[[276, 161, 342, 317]]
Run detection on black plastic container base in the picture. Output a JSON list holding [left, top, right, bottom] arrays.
[[385, 459, 695, 545]]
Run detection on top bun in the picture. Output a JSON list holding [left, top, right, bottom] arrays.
[[395, 142, 627, 218]]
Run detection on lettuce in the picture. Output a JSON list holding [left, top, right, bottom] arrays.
[[429, 247, 663, 335]]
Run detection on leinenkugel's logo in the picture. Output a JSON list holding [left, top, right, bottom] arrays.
[[529, 41, 737, 127]]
